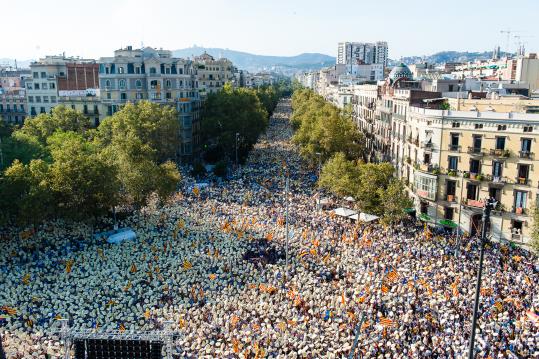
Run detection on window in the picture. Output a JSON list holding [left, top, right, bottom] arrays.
[[43, 96, 49, 103], [34, 83, 40, 89], [136, 67, 141, 74], [50, 83, 55, 89], [521, 138, 532, 156], [150, 80, 158, 89], [120, 93, 127, 100], [492, 161, 503, 178], [136, 80, 142, 89], [466, 183, 478, 200], [31, 107, 36, 115], [33, 72, 39, 78], [27, 83, 33, 90], [517, 164, 530, 181], [42, 83, 48, 90], [452, 122, 460, 128], [136, 93, 144, 100], [40, 107, 45, 114], [523, 125, 533, 132], [165, 67, 171, 74], [83, 105, 88, 114], [118, 67, 124, 74], [514, 191, 527, 211], [497, 124, 507, 131], [472, 135, 482, 151], [150, 67, 157, 74], [414, 173, 437, 201], [105, 80, 111, 88], [444, 207, 454, 220], [474, 123, 483, 129], [106, 92, 111, 99], [446, 180, 457, 197], [119, 79, 126, 89], [469, 159, 481, 174], [166, 92, 172, 99], [450, 133, 460, 149], [40, 72, 46, 78], [35, 96, 41, 103], [448, 156, 458, 170], [165, 80, 171, 88], [495, 136, 506, 150], [50, 96, 56, 103], [489, 187, 501, 202], [28, 96, 34, 103]]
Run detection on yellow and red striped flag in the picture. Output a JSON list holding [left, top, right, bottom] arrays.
[[381, 285, 389, 294], [22, 273, 30, 285], [379, 317, 395, 327], [493, 302, 503, 312], [361, 320, 370, 331], [183, 259, 192, 270], [386, 270, 398, 282], [209, 273, 217, 280], [119, 323, 126, 333]]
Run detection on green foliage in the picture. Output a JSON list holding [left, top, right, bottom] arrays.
[[531, 207, 539, 253], [440, 102, 451, 110], [96, 101, 179, 163], [319, 153, 409, 221], [318, 152, 360, 197], [378, 179, 413, 226], [201, 84, 268, 163], [0, 102, 182, 226], [291, 89, 366, 165], [213, 160, 228, 177]]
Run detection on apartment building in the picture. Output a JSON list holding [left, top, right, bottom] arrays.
[[406, 107, 539, 244], [25, 55, 98, 116], [98, 46, 201, 160], [0, 88, 26, 124], [194, 52, 236, 97], [337, 41, 388, 68]]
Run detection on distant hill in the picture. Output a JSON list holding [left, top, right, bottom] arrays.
[[390, 50, 509, 66], [173, 46, 335, 72]]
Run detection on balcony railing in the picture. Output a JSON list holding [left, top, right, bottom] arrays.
[[421, 141, 433, 150], [448, 144, 461, 152], [465, 199, 484, 208], [515, 177, 529, 186], [445, 194, 457, 202], [489, 148, 511, 158], [519, 151, 533, 159], [513, 207, 526, 215], [467, 146, 484, 156]]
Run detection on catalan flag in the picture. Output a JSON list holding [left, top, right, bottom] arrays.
[[480, 287, 493, 296], [2, 306, 17, 316], [386, 270, 398, 282], [230, 315, 240, 328], [277, 321, 286, 332], [65, 259, 74, 273], [183, 259, 193, 270], [379, 317, 395, 327], [341, 292, 346, 305], [309, 248, 317, 256], [144, 309, 151, 320], [192, 186, 200, 197], [381, 285, 389, 294], [54, 314, 62, 320], [361, 320, 370, 331], [299, 251, 309, 258], [525, 276, 532, 286], [119, 323, 126, 333], [322, 253, 330, 264], [106, 299, 117, 307], [209, 273, 217, 280], [22, 273, 30, 285], [493, 301, 503, 312], [124, 281, 132, 292], [232, 338, 240, 353]]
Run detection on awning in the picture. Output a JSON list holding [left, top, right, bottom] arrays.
[[419, 213, 432, 222], [403, 208, 416, 214], [349, 213, 380, 222], [343, 196, 355, 202], [334, 207, 358, 218], [438, 219, 458, 228]]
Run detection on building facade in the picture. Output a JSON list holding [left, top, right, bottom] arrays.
[[0, 89, 26, 124], [98, 46, 201, 160], [337, 41, 388, 68], [194, 53, 236, 97]]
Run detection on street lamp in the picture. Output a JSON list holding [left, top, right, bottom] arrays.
[[467, 197, 497, 359], [316, 152, 322, 210], [235, 132, 239, 169]]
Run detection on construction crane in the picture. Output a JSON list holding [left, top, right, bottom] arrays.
[[500, 29, 521, 56], [514, 35, 534, 56]]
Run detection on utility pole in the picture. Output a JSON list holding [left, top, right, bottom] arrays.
[[316, 152, 322, 211], [467, 197, 497, 359], [235, 132, 239, 169], [284, 174, 290, 284], [455, 173, 465, 257]]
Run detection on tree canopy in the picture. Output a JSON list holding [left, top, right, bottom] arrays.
[[0, 102, 181, 226]]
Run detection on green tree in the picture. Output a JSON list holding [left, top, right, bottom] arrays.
[[96, 101, 180, 163], [47, 131, 120, 219], [378, 179, 413, 225], [355, 162, 395, 215], [319, 152, 360, 197], [201, 83, 268, 163], [531, 207, 539, 253]]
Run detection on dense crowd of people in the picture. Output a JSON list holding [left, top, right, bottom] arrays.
[[0, 99, 538, 358]]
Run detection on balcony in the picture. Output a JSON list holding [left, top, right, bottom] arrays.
[[489, 148, 511, 158], [490, 176, 506, 187], [464, 199, 484, 208], [448, 144, 461, 152], [519, 151, 533, 159], [467, 147, 484, 156], [445, 194, 457, 202], [515, 177, 529, 186], [513, 207, 526, 215], [421, 141, 433, 150]]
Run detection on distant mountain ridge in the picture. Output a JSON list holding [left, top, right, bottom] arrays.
[[391, 50, 508, 66], [173, 46, 335, 72]]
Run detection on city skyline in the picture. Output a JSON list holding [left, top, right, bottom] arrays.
[[3, 0, 538, 61]]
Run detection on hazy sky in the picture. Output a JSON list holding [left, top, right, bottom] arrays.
[[3, 0, 538, 60]]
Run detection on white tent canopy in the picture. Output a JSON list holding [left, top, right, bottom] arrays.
[[349, 212, 380, 222], [333, 207, 357, 218], [343, 196, 355, 202], [107, 228, 136, 244]]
